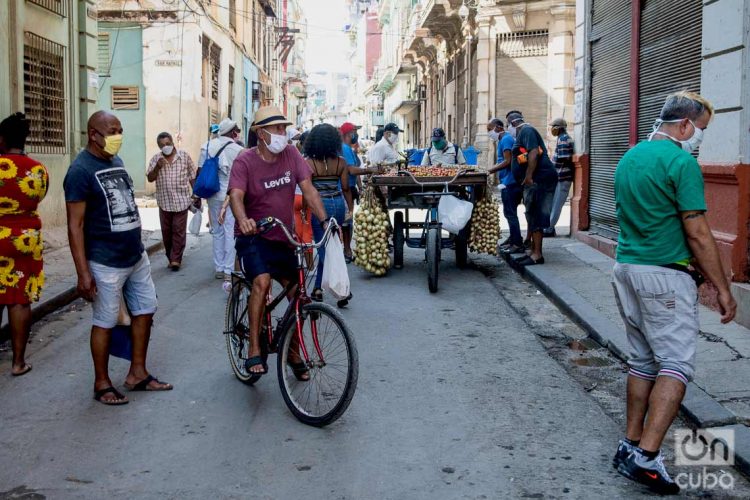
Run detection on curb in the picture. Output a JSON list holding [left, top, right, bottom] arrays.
[[1, 239, 164, 341], [501, 251, 750, 477]]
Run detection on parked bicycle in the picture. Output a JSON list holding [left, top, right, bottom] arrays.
[[224, 217, 359, 427]]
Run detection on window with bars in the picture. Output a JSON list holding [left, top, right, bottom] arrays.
[[24, 32, 67, 154], [497, 30, 549, 58], [98, 33, 111, 77], [228, 65, 235, 118], [26, 0, 67, 17], [210, 44, 221, 101], [201, 35, 210, 98], [111, 86, 139, 110], [229, 0, 237, 32]]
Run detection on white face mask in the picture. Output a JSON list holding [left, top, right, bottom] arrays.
[[648, 118, 704, 152], [264, 131, 288, 154], [161, 145, 174, 156], [488, 130, 500, 141], [508, 125, 517, 139]]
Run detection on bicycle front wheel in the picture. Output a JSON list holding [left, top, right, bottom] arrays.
[[277, 302, 358, 427]]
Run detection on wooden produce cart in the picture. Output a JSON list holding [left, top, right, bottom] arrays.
[[370, 168, 488, 293]]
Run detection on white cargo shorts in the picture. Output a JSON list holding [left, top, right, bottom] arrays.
[[612, 262, 699, 385]]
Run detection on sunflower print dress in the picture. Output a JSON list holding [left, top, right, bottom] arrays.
[[0, 154, 48, 304]]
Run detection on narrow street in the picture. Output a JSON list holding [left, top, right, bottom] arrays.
[[1, 236, 653, 499]]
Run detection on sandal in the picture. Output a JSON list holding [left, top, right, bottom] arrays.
[[245, 355, 268, 375], [336, 293, 353, 309], [344, 254, 353, 264], [311, 288, 323, 302], [287, 360, 310, 381], [11, 364, 32, 377], [94, 386, 129, 405], [516, 255, 544, 266], [124, 374, 173, 391]]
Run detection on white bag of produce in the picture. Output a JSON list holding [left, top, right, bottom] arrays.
[[438, 194, 473, 234], [188, 208, 203, 235], [321, 232, 350, 300]]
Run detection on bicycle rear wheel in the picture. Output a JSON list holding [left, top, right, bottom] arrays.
[[277, 302, 358, 427], [225, 278, 264, 386]]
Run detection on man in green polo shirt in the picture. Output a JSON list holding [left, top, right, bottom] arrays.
[[612, 91, 736, 495]]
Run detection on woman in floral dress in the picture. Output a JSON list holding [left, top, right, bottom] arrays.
[[0, 113, 48, 376]]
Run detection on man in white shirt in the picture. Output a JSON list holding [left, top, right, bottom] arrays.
[[367, 122, 402, 165], [207, 118, 244, 281], [421, 127, 466, 166]]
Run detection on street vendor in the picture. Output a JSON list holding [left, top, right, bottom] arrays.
[[367, 122, 402, 165], [421, 128, 466, 167]]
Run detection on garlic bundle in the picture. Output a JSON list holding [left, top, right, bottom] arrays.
[[469, 193, 501, 255], [353, 186, 391, 276]]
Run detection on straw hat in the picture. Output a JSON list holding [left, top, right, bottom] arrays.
[[251, 105, 292, 131]]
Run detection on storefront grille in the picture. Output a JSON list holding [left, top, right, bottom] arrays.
[[23, 31, 67, 154]]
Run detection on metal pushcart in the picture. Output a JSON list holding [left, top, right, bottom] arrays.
[[370, 169, 488, 293]]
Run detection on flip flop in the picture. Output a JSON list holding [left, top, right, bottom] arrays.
[[11, 364, 32, 377], [94, 386, 129, 405], [287, 360, 310, 381], [124, 374, 173, 391], [245, 356, 268, 375], [517, 255, 545, 266]]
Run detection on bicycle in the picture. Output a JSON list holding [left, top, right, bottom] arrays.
[[224, 216, 359, 427]]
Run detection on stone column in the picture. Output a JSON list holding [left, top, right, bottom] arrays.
[[547, 2, 576, 127], [473, 16, 494, 167]]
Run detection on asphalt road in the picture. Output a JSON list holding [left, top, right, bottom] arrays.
[[0, 236, 663, 499]]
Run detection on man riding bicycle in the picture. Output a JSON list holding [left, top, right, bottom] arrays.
[[228, 106, 329, 378]]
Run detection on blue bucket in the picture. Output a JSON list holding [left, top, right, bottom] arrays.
[[407, 148, 425, 165], [462, 145, 479, 166]]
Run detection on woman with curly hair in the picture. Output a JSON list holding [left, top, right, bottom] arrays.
[[0, 112, 49, 376], [304, 124, 353, 302]]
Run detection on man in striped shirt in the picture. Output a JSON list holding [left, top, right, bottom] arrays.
[[147, 132, 197, 270], [544, 118, 574, 236]]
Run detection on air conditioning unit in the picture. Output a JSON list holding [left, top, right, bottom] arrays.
[[251, 81, 261, 102], [418, 83, 427, 101]]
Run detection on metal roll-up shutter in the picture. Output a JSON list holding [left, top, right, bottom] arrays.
[[588, 0, 632, 239], [637, 0, 702, 141], [495, 30, 549, 132]]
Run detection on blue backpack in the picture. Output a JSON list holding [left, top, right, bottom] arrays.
[[193, 142, 231, 198]]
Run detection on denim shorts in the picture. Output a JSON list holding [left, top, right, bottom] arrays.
[[236, 235, 297, 283], [523, 182, 556, 232], [89, 252, 158, 329]]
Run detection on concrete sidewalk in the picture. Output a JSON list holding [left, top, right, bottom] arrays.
[[503, 237, 750, 475]]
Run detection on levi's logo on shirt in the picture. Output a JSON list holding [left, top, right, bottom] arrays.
[[263, 170, 292, 190]]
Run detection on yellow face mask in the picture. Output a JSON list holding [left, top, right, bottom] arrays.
[[101, 133, 123, 156]]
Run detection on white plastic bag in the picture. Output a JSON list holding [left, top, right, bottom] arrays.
[[321, 232, 350, 300], [438, 194, 473, 234], [188, 208, 203, 235]]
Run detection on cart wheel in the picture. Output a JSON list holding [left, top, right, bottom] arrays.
[[427, 227, 440, 293], [455, 223, 469, 269], [394, 211, 405, 269]]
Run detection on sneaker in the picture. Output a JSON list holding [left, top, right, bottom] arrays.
[[215, 271, 224, 280], [499, 237, 511, 247], [617, 450, 680, 495], [612, 439, 635, 469]]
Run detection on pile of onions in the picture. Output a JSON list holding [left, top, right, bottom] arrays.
[[354, 186, 390, 276], [469, 193, 501, 255]]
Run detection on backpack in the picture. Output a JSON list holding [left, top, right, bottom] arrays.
[[427, 143, 460, 165], [193, 142, 231, 198]]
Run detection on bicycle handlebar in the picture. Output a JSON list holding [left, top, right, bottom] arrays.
[[256, 216, 339, 249]]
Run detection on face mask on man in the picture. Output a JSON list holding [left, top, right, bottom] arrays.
[[488, 130, 500, 141], [264, 130, 288, 154], [432, 139, 447, 150], [387, 132, 398, 145], [507, 125, 517, 139], [97, 131, 123, 156], [350, 133, 359, 145], [161, 145, 174, 156], [648, 118, 704, 152]]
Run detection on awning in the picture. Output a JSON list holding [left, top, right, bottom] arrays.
[[393, 100, 420, 115]]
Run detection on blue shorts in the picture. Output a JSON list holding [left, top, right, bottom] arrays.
[[89, 252, 158, 329], [236, 235, 297, 283]]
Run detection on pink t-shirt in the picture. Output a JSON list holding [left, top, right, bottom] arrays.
[[228, 146, 312, 242]]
